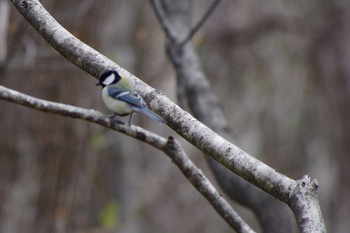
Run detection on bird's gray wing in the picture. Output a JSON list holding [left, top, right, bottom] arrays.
[[107, 86, 144, 109]]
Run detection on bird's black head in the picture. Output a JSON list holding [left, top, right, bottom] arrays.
[[96, 70, 121, 87]]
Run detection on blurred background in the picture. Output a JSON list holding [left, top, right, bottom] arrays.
[[0, 0, 349, 232]]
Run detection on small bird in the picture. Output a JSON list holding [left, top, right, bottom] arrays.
[[96, 70, 165, 125]]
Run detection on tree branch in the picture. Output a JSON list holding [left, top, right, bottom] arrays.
[[10, 0, 295, 201], [150, 0, 325, 232], [0, 85, 254, 233], [0, 0, 9, 66], [149, 0, 178, 44], [150, 3, 297, 232], [9, 2, 325, 232], [290, 176, 325, 233], [179, 0, 221, 47]]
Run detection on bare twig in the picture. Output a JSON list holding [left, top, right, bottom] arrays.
[[149, 0, 177, 43], [165, 137, 255, 233], [0, 85, 254, 233], [150, 0, 222, 47], [0, 0, 10, 66], [179, 0, 221, 47]]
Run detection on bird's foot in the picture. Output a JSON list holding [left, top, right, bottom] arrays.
[[107, 113, 125, 125], [107, 113, 117, 119]]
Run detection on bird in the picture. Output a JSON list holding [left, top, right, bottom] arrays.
[[96, 70, 165, 125]]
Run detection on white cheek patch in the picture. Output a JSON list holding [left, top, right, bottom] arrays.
[[103, 73, 115, 85]]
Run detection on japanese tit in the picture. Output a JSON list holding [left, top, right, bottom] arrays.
[[96, 70, 165, 124]]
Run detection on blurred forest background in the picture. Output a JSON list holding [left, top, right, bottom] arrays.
[[0, 0, 350, 232]]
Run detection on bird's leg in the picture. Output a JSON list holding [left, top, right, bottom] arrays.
[[128, 112, 133, 125], [108, 113, 117, 119], [107, 113, 125, 125]]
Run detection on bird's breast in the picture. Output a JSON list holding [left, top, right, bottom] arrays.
[[102, 87, 133, 115]]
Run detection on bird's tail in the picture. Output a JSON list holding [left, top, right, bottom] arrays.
[[138, 107, 166, 124]]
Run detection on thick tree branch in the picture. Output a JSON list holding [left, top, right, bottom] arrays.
[[0, 85, 254, 233], [290, 176, 325, 232]]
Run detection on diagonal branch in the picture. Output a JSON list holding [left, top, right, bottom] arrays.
[[0, 85, 254, 233], [149, 0, 178, 43], [150, 0, 222, 47], [179, 0, 222, 47]]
